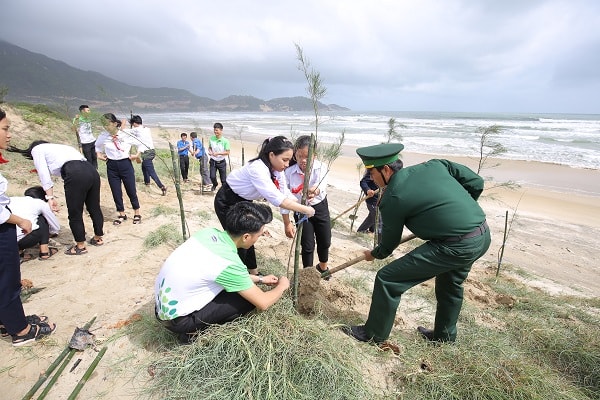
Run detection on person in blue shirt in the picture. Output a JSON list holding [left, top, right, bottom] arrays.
[[177, 133, 191, 183], [190, 132, 211, 190]]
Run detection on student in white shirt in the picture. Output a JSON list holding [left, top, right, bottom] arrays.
[[284, 135, 332, 277], [0, 108, 56, 346], [10, 186, 60, 261], [95, 113, 142, 225], [214, 136, 315, 275], [9, 140, 104, 255]]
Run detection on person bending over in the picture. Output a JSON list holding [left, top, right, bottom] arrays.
[[343, 143, 491, 348], [155, 202, 290, 343]]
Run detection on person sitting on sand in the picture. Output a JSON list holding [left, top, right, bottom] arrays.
[[342, 143, 491, 348], [155, 202, 289, 343], [9, 186, 60, 261]]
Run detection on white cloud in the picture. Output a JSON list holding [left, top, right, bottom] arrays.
[[1, 0, 599, 112]]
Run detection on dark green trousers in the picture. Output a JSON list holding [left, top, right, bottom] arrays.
[[364, 231, 491, 342]]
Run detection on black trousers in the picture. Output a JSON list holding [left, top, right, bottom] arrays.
[[209, 158, 227, 187], [62, 160, 104, 242], [106, 158, 140, 213], [18, 215, 49, 250], [0, 222, 27, 335], [214, 182, 256, 270], [295, 198, 331, 267], [141, 158, 164, 188], [179, 155, 189, 180], [161, 290, 255, 336], [81, 141, 98, 169]]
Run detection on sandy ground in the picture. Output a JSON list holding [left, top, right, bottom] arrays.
[[1, 112, 599, 399]]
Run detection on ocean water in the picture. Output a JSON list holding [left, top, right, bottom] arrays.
[[142, 111, 600, 170]]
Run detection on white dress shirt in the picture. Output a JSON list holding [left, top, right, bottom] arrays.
[[0, 172, 11, 224], [226, 159, 295, 211], [284, 159, 328, 207], [95, 129, 138, 160], [8, 196, 60, 241], [31, 143, 86, 191]]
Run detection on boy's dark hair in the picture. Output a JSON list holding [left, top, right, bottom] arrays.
[[8, 140, 49, 160], [79, 105, 89, 111], [213, 122, 223, 130], [24, 186, 46, 200], [180, 132, 187, 138], [190, 132, 197, 139], [225, 202, 273, 236], [0, 108, 5, 120], [249, 136, 294, 172]]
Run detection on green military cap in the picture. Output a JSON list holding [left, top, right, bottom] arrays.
[[356, 143, 404, 168]]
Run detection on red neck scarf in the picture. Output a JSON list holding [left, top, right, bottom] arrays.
[[0, 152, 8, 164]]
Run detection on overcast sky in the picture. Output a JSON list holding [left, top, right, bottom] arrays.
[[2, 1, 599, 113]]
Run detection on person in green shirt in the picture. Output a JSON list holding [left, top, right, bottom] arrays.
[[208, 122, 231, 191], [155, 201, 289, 343], [342, 143, 491, 347]]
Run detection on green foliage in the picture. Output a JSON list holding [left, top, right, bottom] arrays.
[[476, 124, 508, 174], [139, 299, 376, 400], [0, 85, 8, 103], [384, 117, 405, 143], [143, 224, 184, 248]]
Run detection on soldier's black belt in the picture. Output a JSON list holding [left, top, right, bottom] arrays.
[[443, 220, 488, 242]]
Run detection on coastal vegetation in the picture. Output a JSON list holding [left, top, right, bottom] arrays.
[[4, 103, 599, 399]]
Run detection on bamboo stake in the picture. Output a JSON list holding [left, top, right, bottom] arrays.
[[67, 346, 107, 400], [320, 233, 417, 279], [21, 316, 97, 400]]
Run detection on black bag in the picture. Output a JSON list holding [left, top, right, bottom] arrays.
[[142, 149, 156, 161]]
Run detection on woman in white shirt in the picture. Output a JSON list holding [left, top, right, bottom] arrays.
[[0, 108, 56, 346], [95, 113, 142, 225], [10, 186, 60, 260], [9, 140, 104, 255], [214, 136, 315, 275], [284, 135, 332, 277]]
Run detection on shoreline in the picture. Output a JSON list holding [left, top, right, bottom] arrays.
[[152, 127, 600, 229]]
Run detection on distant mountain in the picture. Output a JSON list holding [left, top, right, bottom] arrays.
[[0, 40, 348, 113]]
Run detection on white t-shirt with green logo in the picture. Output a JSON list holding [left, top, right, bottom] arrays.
[[155, 228, 253, 320]]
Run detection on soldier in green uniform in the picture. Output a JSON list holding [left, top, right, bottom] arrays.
[[343, 143, 491, 346]]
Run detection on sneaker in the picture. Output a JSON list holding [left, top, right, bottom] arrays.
[[12, 322, 56, 347]]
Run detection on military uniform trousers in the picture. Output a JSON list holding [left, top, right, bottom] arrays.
[[364, 229, 491, 342]]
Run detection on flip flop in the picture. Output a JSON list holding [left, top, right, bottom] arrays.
[[64, 245, 88, 255], [88, 237, 104, 246], [38, 247, 59, 260], [113, 215, 127, 225]]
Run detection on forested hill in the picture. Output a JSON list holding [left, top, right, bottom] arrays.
[[0, 40, 348, 113]]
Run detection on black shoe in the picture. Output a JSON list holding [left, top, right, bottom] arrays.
[[416, 326, 454, 343], [341, 325, 372, 343], [315, 264, 331, 281], [417, 326, 435, 341], [342, 325, 402, 355], [211, 185, 217, 192]]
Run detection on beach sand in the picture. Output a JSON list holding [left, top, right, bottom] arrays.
[[1, 117, 598, 399]]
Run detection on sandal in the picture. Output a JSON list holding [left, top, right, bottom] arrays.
[[133, 215, 142, 224], [88, 237, 104, 246], [38, 247, 59, 260], [19, 251, 34, 263], [113, 215, 127, 225], [64, 245, 88, 255], [1, 315, 48, 337], [315, 264, 331, 281], [12, 322, 57, 347]]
